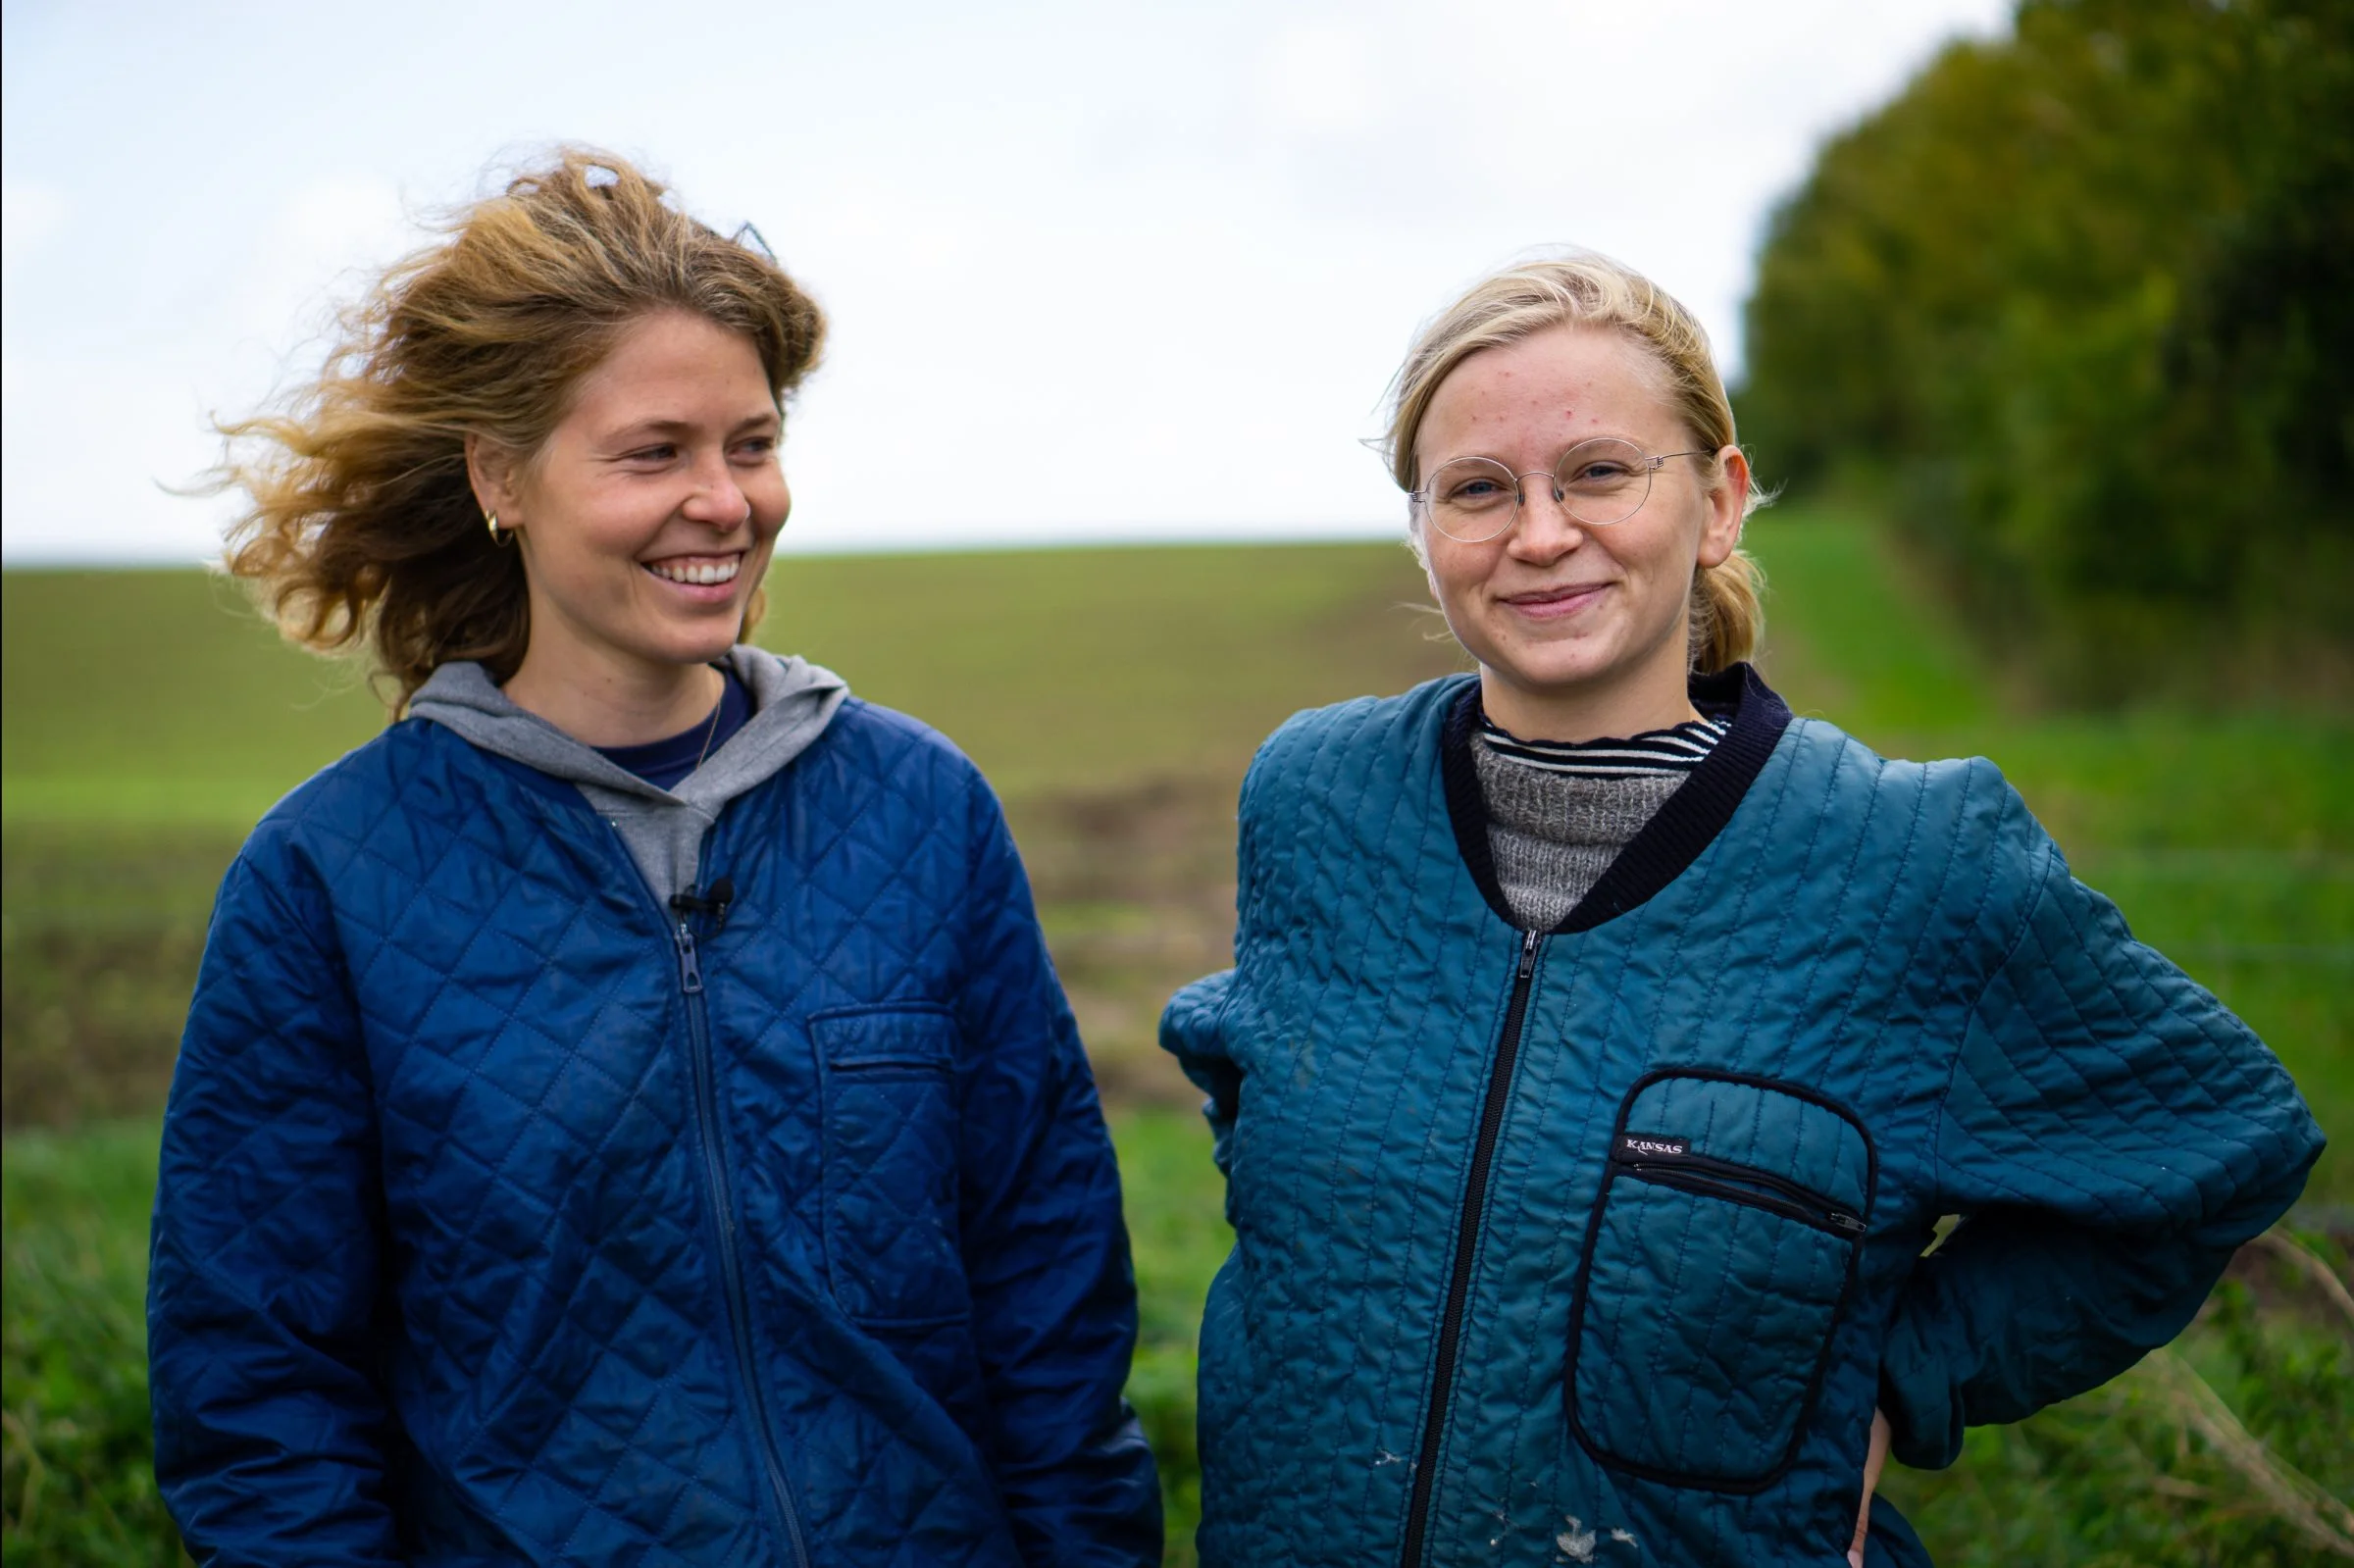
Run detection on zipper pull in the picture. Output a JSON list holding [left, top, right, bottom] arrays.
[[1830, 1211, 1868, 1237], [675, 924, 704, 994], [1516, 929, 1541, 980]]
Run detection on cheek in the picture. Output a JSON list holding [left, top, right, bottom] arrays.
[[1422, 536, 1490, 605], [1612, 504, 1700, 581], [527, 489, 656, 585], [750, 470, 792, 529]]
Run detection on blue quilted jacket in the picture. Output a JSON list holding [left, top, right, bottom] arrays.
[[1161, 668, 2322, 1567], [150, 691, 1159, 1566]]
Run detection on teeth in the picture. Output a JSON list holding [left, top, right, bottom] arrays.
[[647, 558, 741, 585]]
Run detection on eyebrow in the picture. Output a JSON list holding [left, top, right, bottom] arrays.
[[602, 410, 782, 444], [1427, 434, 1645, 468]]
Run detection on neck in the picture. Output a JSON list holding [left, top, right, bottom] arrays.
[[1478, 653, 1699, 743], [502, 642, 726, 749]]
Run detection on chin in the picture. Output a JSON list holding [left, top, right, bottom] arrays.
[[1487, 634, 1616, 691], [640, 623, 744, 668], [1496, 668, 1612, 707]]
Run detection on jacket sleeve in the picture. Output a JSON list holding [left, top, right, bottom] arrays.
[[1160, 735, 1275, 1182], [147, 846, 400, 1566], [954, 785, 1162, 1566], [1159, 971, 1241, 1181], [1878, 835, 2326, 1470]]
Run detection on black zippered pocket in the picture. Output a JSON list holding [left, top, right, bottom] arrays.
[[1617, 1151, 1868, 1239], [1566, 1069, 1875, 1492]]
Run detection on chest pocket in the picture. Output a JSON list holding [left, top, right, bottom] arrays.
[[813, 1006, 969, 1328], [1566, 1068, 1875, 1492]]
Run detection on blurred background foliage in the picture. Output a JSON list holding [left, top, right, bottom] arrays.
[[1738, 0, 2354, 703]]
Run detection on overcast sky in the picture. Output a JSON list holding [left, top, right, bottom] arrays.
[[2, 0, 2010, 562]]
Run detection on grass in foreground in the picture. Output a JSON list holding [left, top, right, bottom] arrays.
[[0, 1125, 184, 1567], [0, 1113, 1219, 1568], [6, 1117, 2346, 1565]]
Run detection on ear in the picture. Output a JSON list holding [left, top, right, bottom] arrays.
[[1695, 444, 1748, 570], [465, 432, 528, 530]]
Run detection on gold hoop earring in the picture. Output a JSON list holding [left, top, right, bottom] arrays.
[[486, 511, 514, 548]]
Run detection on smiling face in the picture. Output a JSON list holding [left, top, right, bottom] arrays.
[[472, 309, 787, 735], [1415, 324, 1747, 741]]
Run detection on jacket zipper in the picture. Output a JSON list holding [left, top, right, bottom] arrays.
[[1400, 927, 1542, 1568], [674, 912, 812, 1568], [1617, 1157, 1867, 1239]]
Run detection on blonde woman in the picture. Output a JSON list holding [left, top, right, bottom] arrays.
[[1160, 254, 2321, 1566], [148, 151, 1158, 1566]]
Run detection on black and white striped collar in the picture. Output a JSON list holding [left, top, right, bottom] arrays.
[[1476, 712, 1731, 778]]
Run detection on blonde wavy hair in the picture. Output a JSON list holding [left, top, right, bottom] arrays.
[[214, 148, 826, 708], [1383, 252, 1766, 674]]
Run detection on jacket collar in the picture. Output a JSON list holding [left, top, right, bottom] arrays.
[[408, 645, 847, 809], [1440, 663, 1793, 934], [407, 645, 849, 907]]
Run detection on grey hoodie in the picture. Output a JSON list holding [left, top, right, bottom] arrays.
[[408, 646, 848, 906]]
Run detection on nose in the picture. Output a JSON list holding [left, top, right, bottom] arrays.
[[681, 450, 751, 528], [1508, 472, 1585, 558]]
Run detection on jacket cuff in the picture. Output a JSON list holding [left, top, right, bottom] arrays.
[[1877, 1319, 1966, 1471]]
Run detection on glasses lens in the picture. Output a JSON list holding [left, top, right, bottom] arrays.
[[1555, 437, 1652, 527], [1423, 458, 1519, 541]]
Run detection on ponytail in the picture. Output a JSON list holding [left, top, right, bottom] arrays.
[[1689, 547, 1765, 674]]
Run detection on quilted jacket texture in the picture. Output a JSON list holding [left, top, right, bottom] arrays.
[[149, 689, 1160, 1566], [1161, 667, 2322, 1568]]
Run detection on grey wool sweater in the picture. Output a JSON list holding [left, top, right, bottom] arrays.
[[1470, 712, 1730, 930]]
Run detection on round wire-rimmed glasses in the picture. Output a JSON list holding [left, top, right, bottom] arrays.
[[1410, 437, 1712, 543]]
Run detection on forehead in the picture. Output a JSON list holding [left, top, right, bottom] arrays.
[[569, 311, 773, 418], [1419, 325, 1678, 455]]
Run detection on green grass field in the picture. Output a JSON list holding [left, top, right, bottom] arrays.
[[4, 514, 2348, 1563]]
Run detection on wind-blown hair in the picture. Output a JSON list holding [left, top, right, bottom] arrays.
[[1382, 252, 1766, 674], [214, 148, 825, 708]]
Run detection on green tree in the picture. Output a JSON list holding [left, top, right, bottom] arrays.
[[1739, 0, 2354, 701]]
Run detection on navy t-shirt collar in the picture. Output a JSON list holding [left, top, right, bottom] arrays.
[[592, 666, 753, 791]]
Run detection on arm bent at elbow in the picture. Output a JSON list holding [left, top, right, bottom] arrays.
[[1881, 853, 2324, 1470]]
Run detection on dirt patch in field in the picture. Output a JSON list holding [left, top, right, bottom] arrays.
[[1006, 775, 1241, 1111], [2, 828, 236, 1131]]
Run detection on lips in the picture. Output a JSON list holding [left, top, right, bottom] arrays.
[[643, 553, 742, 586], [1500, 582, 1610, 618]]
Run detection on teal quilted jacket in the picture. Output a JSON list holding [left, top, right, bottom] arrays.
[[1160, 668, 2322, 1567]]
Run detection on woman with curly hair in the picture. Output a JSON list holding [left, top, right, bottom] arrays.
[[148, 149, 1159, 1566]]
